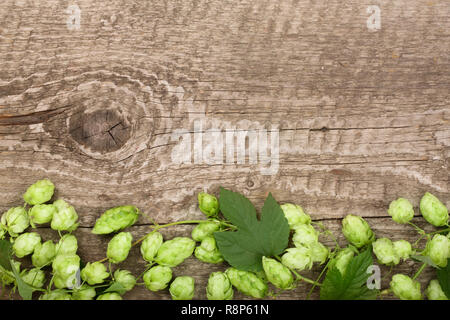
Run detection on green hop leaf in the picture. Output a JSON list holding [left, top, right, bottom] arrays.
[[225, 267, 268, 299], [390, 274, 422, 300], [32, 240, 56, 268], [10, 260, 34, 300], [341, 214, 375, 248], [140, 232, 163, 262], [436, 258, 450, 299], [215, 188, 290, 272], [154, 237, 195, 267], [198, 192, 219, 217], [280, 203, 311, 229], [23, 179, 55, 205], [51, 199, 79, 232], [143, 265, 172, 291], [388, 198, 415, 224], [107, 232, 133, 264], [191, 221, 220, 242], [80, 262, 109, 285], [169, 276, 195, 300], [426, 279, 448, 300], [320, 247, 377, 300], [194, 236, 224, 264], [262, 256, 294, 290], [97, 292, 122, 300], [206, 271, 233, 300], [12, 232, 41, 258], [92, 205, 140, 235], [420, 192, 449, 227]]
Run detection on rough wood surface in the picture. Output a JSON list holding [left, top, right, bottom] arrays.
[[0, 0, 449, 300]]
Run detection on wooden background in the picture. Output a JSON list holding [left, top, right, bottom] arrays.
[[0, 0, 449, 299]]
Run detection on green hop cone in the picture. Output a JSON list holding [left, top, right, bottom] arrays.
[[169, 276, 195, 300], [281, 246, 312, 271], [194, 236, 223, 264], [310, 242, 329, 265], [280, 203, 311, 229], [52, 254, 80, 289], [191, 221, 220, 242], [72, 284, 97, 300], [143, 265, 172, 291], [114, 269, 136, 292], [329, 247, 356, 276], [51, 199, 79, 232], [107, 232, 133, 264], [56, 234, 78, 256], [225, 268, 268, 299], [420, 192, 449, 227], [424, 234, 450, 268], [28, 204, 56, 227], [23, 179, 55, 205], [372, 238, 400, 266], [21, 268, 46, 288], [140, 232, 163, 262], [92, 205, 140, 235], [426, 279, 448, 300], [390, 274, 422, 300], [393, 240, 412, 260], [292, 224, 319, 247], [13, 232, 41, 258], [1, 207, 29, 237], [262, 256, 294, 290], [155, 237, 196, 267], [388, 198, 415, 224], [97, 292, 122, 300], [341, 214, 375, 248], [32, 240, 56, 268], [81, 262, 109, 285], [39, 289, 71, 300], [198, 192, 219, 217], [206, 271, 233, 300]]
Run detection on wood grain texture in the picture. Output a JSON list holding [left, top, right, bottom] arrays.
[[0, 0, 448, 299]]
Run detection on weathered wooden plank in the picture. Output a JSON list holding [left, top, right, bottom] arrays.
[[0, 0, 448, 299]]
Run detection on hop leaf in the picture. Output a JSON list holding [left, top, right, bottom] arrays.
[[214, 189, 289, 272]]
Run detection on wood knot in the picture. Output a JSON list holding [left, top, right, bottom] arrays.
[[69, 109, 131, 153]]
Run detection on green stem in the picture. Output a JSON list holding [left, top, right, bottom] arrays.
[[408, 222, 426, 235], [306, 260, 331, 299], [291, 269, 322, 287], [412, 262, 427, 281], [427, 227, 450, 236]]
